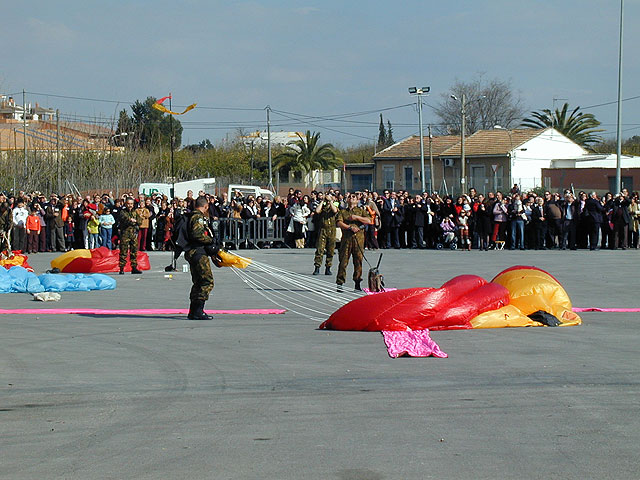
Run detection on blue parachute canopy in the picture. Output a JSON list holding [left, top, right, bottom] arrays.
[[0, 266, 116, 294]]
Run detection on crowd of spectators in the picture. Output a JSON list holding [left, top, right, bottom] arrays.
[[1, 183, 639, 255]]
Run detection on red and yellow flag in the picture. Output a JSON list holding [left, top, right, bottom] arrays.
[[152, 95, 196, 115]]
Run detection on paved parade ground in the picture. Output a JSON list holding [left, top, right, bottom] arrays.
[[1, 249, 639, 479]]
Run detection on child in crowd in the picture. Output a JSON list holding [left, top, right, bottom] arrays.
[[87, 208, 100, 249], [98, 207, 115, 249], [457, 209, 471, 251], [440, 216, 457, 244], [64, 216, 75, 251], [25, 209, 41, 254]]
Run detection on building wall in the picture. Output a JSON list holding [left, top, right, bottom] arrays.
[[374, 156, 511, 195], [542, 167, 640, 193], [511, 130, 586, 191]]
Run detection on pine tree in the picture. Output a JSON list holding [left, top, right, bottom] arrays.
[[386, 120, 395, 146], [377, 114, 387, 148]]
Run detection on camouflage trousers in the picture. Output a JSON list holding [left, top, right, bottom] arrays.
[[313, 227, 336, 267], [185, 250, 215, 301], [119, 228, 138, 268], [336, 233, 364, 285]]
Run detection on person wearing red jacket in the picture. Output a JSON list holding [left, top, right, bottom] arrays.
[[26, 209, 42, 253]]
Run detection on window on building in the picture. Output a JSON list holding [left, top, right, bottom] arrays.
[[352, 174, 373, 192], [383, 165, 395, 190]]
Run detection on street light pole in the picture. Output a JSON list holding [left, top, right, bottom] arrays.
[[408, 86, 430, 193], [266, 105, 273, 191], [615, 0, 624, 193], [461, 93, 466, 194], [451, 93, 467, 195]]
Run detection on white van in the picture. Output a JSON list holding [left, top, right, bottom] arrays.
[[139, 182, 172, 197], [138, 178, 217, 199], [227, 184, 275, 200], [174, 178, 217, 198]]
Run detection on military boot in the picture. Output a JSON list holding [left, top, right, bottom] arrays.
[[312, 266, 320, 275], [131, 267, 142, 274], [119, 268, 124, 275], [354, 280, 362, 291], [188, 300, 211, 320], [325, 266, 331, 275]]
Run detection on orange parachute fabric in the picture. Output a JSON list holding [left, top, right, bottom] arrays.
[[152, 95, 196, 115]]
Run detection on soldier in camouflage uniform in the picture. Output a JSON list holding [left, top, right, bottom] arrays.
[[312, 192, 338, 275], [185, 196, 220, 320], [336, 193, 372, 292], [118, 198, 143, 275]]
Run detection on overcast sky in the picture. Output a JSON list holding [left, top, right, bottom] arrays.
[[2, 0, 639, 147]]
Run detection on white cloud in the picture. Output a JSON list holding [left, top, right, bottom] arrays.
[[294, 6, 320, 15], [26, 18, 76, 48]]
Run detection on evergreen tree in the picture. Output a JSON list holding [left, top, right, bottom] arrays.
[[377, 114, 387, 148], [386, 120, 395, 146]]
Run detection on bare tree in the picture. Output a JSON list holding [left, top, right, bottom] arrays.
[[433, 76, 526, 135]]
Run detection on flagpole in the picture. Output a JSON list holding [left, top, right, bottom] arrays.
[[169, 93, 175, 198], [168, 93, 177, 271]]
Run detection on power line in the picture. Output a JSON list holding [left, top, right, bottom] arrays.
[[583, 94, 640, 109]]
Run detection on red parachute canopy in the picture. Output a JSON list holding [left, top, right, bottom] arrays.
[[320, 275, 510, 331], [51, 247, 150, 273]]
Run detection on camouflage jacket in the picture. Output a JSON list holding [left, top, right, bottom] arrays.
[[118, 208, 141, 231]]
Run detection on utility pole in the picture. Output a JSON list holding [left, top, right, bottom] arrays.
[[615, 0, 624, 193], [56, 109, 61, 193], [22, 89, 27, 183], [266, 106, 273, 191], [250, 139, 255, 184], [428, 124, 434, 194], [461, 93, 466, 195]]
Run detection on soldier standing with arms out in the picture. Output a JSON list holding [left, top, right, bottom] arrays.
[[118, 198, 143, 275], [336, 193, 372, 292], [312, 192, 338, 276], [185, 196, 221, 320]]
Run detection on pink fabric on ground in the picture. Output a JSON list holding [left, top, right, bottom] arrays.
[[363, 287, 397, 295], [0, 308, 285, 315], [572, 307, 640, 312], [382, 330, 448, 358]]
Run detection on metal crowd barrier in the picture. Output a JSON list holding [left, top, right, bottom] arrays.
[[211, 217, 286, 249]]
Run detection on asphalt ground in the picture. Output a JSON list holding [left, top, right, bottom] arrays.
[[1, 248, 639, 479]]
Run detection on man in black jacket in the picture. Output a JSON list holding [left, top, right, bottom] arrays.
[[560, 193, 579, 250], [612, 193, 631, 249], [410, 194, 428, 248], [585, 192, 604, 250], [45, 196, 66, 252]]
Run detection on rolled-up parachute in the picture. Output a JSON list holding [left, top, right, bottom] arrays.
[[51, 247, 150, 273]]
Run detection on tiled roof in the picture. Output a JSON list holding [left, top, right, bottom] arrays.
[[0, 123, 114, 151], [373, 135, 460, 159], [440, 128, 545, 157]]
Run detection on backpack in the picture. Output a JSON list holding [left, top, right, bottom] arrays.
[[367, 253, 385, 292]]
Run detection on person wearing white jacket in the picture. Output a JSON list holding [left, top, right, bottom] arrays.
[[287, 199, 310, 248], [12, 201, 29, 252]]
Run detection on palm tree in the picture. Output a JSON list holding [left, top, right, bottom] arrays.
[[521, 103, 603, 148], [274, 130, 342, 174]]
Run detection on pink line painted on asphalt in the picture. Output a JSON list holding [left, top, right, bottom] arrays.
[[572, 307, 640, 313], [0, 308, 286, 315]]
